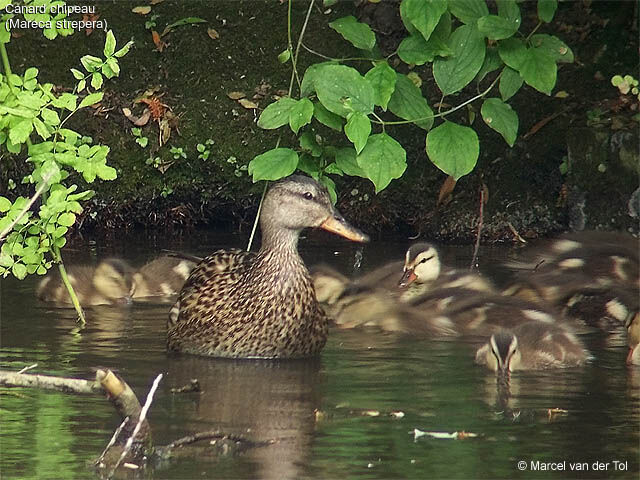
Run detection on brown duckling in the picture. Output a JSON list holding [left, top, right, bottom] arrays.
[[475, 321, 589, 373], [309, 263, 350, 305], [399, 242, 494, 299], [133, 255, 197, 299], [37, 258, 135, 306], [167, 175, 368, 359]]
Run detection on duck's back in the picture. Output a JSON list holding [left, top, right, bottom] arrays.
[[167, 248, 329, 359]]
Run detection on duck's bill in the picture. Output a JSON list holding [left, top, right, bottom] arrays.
[[399, 269, 417, 287], [320, 214, 369, 243]]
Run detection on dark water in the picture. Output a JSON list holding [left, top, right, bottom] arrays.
[[1, 232, 638, 479]]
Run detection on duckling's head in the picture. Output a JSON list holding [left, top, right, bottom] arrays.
[[93, 259, 135, 304], [477, 331, 521, 374], [399, 243, 441, 287], [260, 175, 368, 243], [310, 264, 349, 304], [626, 312, 640, 365]]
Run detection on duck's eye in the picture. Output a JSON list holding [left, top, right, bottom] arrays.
[[420, 255, 434, 264], [303, 192, 314, 200]]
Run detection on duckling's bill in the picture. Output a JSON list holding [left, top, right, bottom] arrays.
[[319, 212, 369, 243], [398, 269, 417, 287]]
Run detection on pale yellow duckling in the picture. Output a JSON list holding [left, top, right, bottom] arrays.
[[37, 258, 135, 306], [132, 255, 197, 299], [475, 321, 589, 373]]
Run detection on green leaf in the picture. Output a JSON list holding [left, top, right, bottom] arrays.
[[334, 147, 365, 177], [499, 66, 523, 101], [0, 17, 10, 44], [498, 37, 527, 70], [538, 0, 557, 23], [449, 0, 489, 25], [114, 41, 134, 58], [0, 196, 11, 212], [32, 118, 51, 140], [497, 0, 521, 25], [433, 24, 485, 95], [41, 108, 60, 126], [104, 30, 117, 57], [477, 15, 519, 40], [91, 72, 103, 90], [402, 0, 447, 41], [475, 47, 502, 83], [520, 47, 557, 95], [364, 62, 396, 111], [357, 133, 407, 192], [313, 102, 343, 131], [481, 98, 518, 146], [9, 118, 33, 144], [77, 79, 86, 92], [300, 61, 337, 97], [345, 112, 371, 154], [52, 93, 78, 111], [288, 98, 314, 134], [79, 92, 103, 109], [530, 34, 574, 63], [248, 148, 299, 182], [12, 262, 27, 280], [314, 65, 375, 117], [104, 58, 120, 78], [97, 165, 117, 181], [278, 49, 291, 63], [426, 121, 479, 179], [257, 97, 297, 129], [24, 67, 38, 81], [80, 55, 103, 73], [388, 73, 433, 130], [136, 137, 148, 148], [163, 17, 207, 34], [71, 68, 84, 80], [57, 212, 76, 227], [329, 16, 376, 51], [297, 154, 321, 179], [319, 175, 337, 204], [299, 132, 322, 157]]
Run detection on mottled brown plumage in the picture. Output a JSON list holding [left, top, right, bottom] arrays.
[[167, 175, 368, 359]]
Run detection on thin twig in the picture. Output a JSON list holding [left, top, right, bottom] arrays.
[[96, 417, 129, 466], [109, 373, 163, 477], [0, 172, 54, 243], [246, 181, 268, 251], [165, 430, 275, 450], [470, 186, 485, 270], [17, 364, 38, 374]]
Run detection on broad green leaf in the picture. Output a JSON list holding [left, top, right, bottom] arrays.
[[433, 24, 485, 95], [357, 133, 407, 192], [297, 154, 321, 179], [105, 58, 120, 78], [12, 262, 27, 280], [97, 165, 117, 180], [91, 72, 103, 90], [329, 16, 376, 51], [77, 79, 86, 92], [398, 23, 452, 66], [324, 163, 343, 176], [319, 175, 337, 204], [481, 98, 518, 146], [537, 0, 557, 23], [477, 15, 518, 40], [17, 91, 45, 110], [403, 0, 447, 41], [24, 67, 38, 81], [345, 112, 371, 154], [9, 118, 33, 144], [314, 65, 374, 117], [56, 212, 76, 227], [498, 37, 527, 70], [476, 47, 502, 83], [257, 97, 298, 129], [80, 55, 103, 73], [448, 0, 489, 25], [248, 148, 299, 182], [114, 41, 134, 58], [520, 47, 557, 95], [499, 66, 523, 101], [41, 108, 60, 126], [334, 147, 365, 177], [278, 49, 291, 63], [313, 102, 343, 131], [71, 68, 84, 80], [300, 61, 338, 97], [497, 0, 521, 25], [426, 121, 479, 179], [299, 132, 322, 157], [289, 98, 314, 134], [32, 118, 51, 140], [388, 73, 433, 130], [104, 30, 117, 57], [0, 196, 11, 212], [78, 92, 103, 109], [530, 34, 574, 63], [364, 62, 396, 110], [52, 92, 77, 111]]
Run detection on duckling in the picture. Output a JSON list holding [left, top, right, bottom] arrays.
[[167, 175, 368, 359], [399, 242, 494, 299], [626, 312, 640, 365], [309, 263, 349, 305], [37, 258, 135, 306], [132, 255, 197, 299], [475, 321, 589, 373]]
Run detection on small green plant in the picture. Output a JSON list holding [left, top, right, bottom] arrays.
[[611, 74, 639, 100], [196, 138, 214, 160], [131, 127, 149, 148], [145, 14, 160, 31], [160, 186, 173, 198], [170, 146, 186, 160], [0, 1, 132, 322]]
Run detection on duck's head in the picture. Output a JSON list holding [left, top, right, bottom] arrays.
[[399, 243, 441, 287], [626, 312, 640, 365], [93, 259, 135, 305], [260, 175, 368, 243], [481, 331, 521, 374]]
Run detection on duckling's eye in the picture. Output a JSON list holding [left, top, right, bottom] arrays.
[[303, 192, 314, 200], [420, 255, 435, 264]]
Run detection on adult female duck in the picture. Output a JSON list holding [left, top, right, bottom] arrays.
[[167, 175, 368, 359]]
